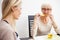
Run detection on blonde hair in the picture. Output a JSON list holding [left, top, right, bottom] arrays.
[[2, 0, 21, 19]]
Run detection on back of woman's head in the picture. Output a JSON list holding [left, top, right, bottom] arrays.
[[2, 0, 21, 19]]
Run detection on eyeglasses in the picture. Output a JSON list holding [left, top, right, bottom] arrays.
[[42, 8, 52, 11]]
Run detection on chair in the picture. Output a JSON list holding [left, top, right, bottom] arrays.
[[28, 15, 35, 38]]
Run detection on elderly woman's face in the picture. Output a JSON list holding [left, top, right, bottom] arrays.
[[41, 6, 52, 15]]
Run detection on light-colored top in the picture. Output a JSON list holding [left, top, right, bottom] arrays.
[[0, 20, 19, 40], [32, 16, 60, 37]]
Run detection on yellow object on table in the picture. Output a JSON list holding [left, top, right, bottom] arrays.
[[48, 33, 53, 39]]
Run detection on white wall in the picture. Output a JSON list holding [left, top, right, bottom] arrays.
[[0, 0, 60, 38]]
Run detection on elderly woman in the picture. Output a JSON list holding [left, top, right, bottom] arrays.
[[0, 0, 21, 40], [32, 4, 60, 38]]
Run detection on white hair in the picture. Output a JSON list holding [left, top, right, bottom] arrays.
[[41, 4, 52, 9]]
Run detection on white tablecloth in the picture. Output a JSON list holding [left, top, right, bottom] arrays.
[[34, 34, 60, 40]]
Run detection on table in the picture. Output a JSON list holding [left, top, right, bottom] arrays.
[[20, 34, 60, 40], [34, 34, 60, 40]]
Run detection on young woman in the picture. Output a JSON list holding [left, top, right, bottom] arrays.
[[32, 4, 60, 38], [0, 0, 21, 40]]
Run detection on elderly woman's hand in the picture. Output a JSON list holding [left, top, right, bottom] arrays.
[[35, 13, 40, 17], [49, 14, 58, 29], [49, 14, 54, 22]]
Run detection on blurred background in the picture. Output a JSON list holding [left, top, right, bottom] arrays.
[[0, 0, 60, 38]]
